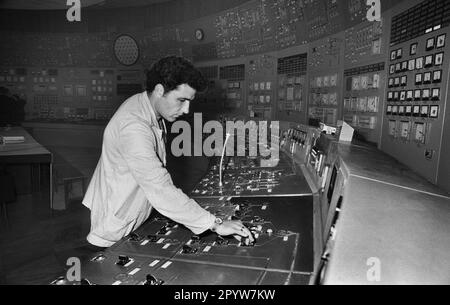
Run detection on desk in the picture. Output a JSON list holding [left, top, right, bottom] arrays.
[[324, 141, 450, 284], [0, 127, 53, 208]]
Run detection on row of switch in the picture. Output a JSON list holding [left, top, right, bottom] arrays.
[[386, 104, 439, 119], [387, 88, 440, 101], [388, 69, 442, 88], [389, 52, 444, 74], [282, 129, 308, 155]]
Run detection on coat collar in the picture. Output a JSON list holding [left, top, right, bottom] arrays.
[[141, 91, 158, 125], [141, 91, 167, 135]]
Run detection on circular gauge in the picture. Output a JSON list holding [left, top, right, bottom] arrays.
[[195, 29, 204, 41], [113, 35, 139, 66]]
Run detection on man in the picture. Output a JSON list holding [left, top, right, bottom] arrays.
[[83, 56, 253, 248]]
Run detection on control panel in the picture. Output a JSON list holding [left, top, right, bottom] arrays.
[[277, 53, 308, 123], [308, 72, 340, 126], [52, 196, 314, 285], [0, 66, 144, 122], [0, 68, 28, 101], [307, 34, 344, 126], [246, 55, 277, 120], [381, 0, 450, 188], [219, 64, 246, 115], [280, 123, 337, 192], [343, 62, 385, 143], [190, 154, 311, 198], [344, 20, 384, 65], [27, 68, 60, 120]]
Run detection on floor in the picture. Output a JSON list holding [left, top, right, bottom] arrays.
[[0, 144, 210, 285]]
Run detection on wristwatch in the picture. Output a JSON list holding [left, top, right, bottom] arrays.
[[211, 217, 223, 232]]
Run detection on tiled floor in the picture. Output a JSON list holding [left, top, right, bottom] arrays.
[[0, 144, 210, 284]]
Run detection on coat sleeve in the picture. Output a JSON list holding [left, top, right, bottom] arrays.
[[118, 119, 215, 234]]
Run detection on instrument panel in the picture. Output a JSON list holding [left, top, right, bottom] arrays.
[[54, 196, 314, 285]]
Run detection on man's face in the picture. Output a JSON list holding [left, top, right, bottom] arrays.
[[155, 84, 195, 122]]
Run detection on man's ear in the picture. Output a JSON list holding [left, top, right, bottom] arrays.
[[154, 84, 165, 98]]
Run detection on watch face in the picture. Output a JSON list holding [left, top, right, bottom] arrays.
[[407, 90, 413, 100], [368, 97, 378, 112], [401, 76, 407, 86], [387, 105, 392, 114], [432, 88, 440, 99], [389, 120, 397, 136], [430, 106, 439, 118], [390, 65, 395, 74], [415, 123, 425, 143], [435, 52, 444, 65], [426, 37, 435, 51], [416, 57, 423, 69], [400, 91, 406, 101], [410, 43, 418, 55], [437, 34, 446, 48], [433, 70, 442, 82], [406, 105, 412, 115], [421, 105, 429, 117], [415, 73, 422, 84], [195, 29, 204, 41], [391, 50, 397, 61]]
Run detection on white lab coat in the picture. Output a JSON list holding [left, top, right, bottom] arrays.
[[83, 91, 215, 247]]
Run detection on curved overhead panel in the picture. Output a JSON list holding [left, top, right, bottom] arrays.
[[0, 0, 103, 10], [0, 0, 173, 10]]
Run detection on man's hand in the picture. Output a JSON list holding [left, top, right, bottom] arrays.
[[211, 220, 255, 244]]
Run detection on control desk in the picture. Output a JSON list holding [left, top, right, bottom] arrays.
[[51, 137, 316, 285], [50, 122, 450, 285]]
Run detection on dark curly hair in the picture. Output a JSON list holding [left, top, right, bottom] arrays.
[[146, 56, 207, 95]]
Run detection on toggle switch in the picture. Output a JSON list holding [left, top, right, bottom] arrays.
[[191, 235, 201, 244], [128, 232, 143, 242], [165, 221, 177, 229], [91, 254, 106, 262], [147, 235, 159, 242], [182, 245, 198, 254], [156, 226, 169, 235], [252, 216, 264, 223], [215, 236, 229, 246], [116, 255, 131, 267], [143, 274, 164, 286], [239, 238, 256, 247]]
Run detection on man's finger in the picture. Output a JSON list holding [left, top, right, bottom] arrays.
[[236, 226, 254, 243]]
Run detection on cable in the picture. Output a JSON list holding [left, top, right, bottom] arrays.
[[219, 133, 231, 188]]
